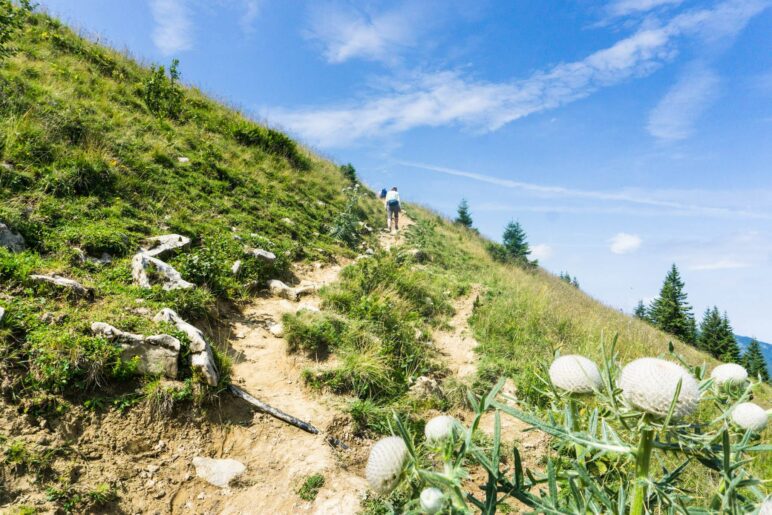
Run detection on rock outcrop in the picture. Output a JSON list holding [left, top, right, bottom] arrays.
[[29, 274, 94, 300], [91, 322, 180, 378], [142, 234, 191, 259], [131, 254, 194, 290], [153, 308, 219, 386], [0, 222, 25, 252]]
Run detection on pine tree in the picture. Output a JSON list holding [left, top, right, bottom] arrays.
[[455, 199, 473, 228], [742, 339, 769, 382], [698, 307, 723, 356], [717, 312, 741, 363], [502, 221, 530, 262], [634, 300, 648, 320], [571, 276, 579, 289], [649, 264, 695, 344]]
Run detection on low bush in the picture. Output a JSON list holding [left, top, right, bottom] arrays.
[[232, 122, 309, 170]]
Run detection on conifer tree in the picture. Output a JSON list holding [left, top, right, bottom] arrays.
[[455, 199, 473, 228], [718, 312, 741, 363], [571, 276, 579, 289], [634, 300, 648, 320], [742, 339, 769, 382], [502, 221, 530, 262], [649, 264, 695, 344], [698, 307, 723, 355]]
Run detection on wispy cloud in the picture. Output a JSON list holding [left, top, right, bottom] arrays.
[[689, 259, 752, 270], [607, 0, 684, 18], [304, 2, 422, 64], [267, 0, 768, 147], [610, 233, 643, 254], [647, 62, 720, 140], [239, 0, 261, 35], [396, 160, 772, 219], [531, 244, 553, 260], [149, 0, 192, 55]]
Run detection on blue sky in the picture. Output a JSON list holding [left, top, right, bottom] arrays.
[[39, 0, 772, 340]]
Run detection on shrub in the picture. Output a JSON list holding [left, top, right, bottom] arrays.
[[0, 248, 40, 284], [232, 122, 309, 169], [175, 236, 240, 297], [329, 185, 364, 249], [142, 59, 184, 119], [340, 163, 357, 183], [42, 155, 115, 197], [0, 0, 32, 63], [283, 310, 346, 358]]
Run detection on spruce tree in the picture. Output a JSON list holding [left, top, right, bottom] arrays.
[[742, 339, 769, 382], [698, 307, 723, 356], [502, 221, 530, 262], [455, 199, 473, 228], [717, 312, 741, 363], [649, 264, 695, 344], [634, 300, 648, 320]]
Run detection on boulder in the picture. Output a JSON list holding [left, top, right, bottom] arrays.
[[0, 223, 25, 253], [142, 234, 191, 259], [91, 322, 180, 378], [29, 274, 94, 300], [244, 247, 276, 262], [132, 254, 194, 290], [154, 308, 219, 386], [191, 457, 245, 488]]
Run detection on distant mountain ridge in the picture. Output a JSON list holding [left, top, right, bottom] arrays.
[[735, 335, 772, 371]]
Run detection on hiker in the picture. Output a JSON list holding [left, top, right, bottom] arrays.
[[385, 186, 400, 232], [379, 188, 388, 200]]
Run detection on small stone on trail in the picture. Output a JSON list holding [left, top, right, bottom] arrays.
[[245, 247, 276, 262], [268, 323, 284, 338], [191, 457, 246, 488], [267, 279, 299, 301]]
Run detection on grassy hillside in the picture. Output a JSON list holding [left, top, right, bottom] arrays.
[[0, 9, 380, 404], [0, 6, 767, 513]]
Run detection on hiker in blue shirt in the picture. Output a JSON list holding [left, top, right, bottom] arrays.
[[385, 187, 400, 232]]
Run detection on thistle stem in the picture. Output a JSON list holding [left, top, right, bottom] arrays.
[[568, 398, 584, 463], [630, 428, 654, 515]]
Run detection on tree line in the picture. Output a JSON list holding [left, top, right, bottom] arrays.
[[635, 264, 769, 381]]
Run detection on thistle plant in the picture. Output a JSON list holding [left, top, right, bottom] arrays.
[[363, 336, 771, 514]]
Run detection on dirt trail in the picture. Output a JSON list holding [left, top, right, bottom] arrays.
[[170, 217, 416, 514]]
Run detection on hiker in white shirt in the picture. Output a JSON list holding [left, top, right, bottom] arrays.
[[384, 187, 400, 232]]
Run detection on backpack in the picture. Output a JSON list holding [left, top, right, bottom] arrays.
[[379, 188, 387, 199], [388, 198, 399, 207]]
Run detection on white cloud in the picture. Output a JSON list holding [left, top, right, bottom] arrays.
[[689, 260, 752, 270], [397, 160, 772, 219], [240, 0, 261, 35], [305, 3, 421, 64], [610, 233, 642, 254], [647, 63, 720, 140], [531, 244, 553, 260], [607, 0, 684, 18], [266, 0, 767, 148], [149, 0, 192, 55]]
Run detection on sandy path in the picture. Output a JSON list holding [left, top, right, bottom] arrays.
[[171, 218, 416, 514]]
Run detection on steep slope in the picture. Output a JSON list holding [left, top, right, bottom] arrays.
[[0, 7, 767, 514]]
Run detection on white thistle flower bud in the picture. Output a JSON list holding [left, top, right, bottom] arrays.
[[730, 402, 768, 433], [619, 358, 700, 418], [365, 436, 408, 494], [424, 415, 457, 442], [419, 487, 444, 514], [759, 496, 772, 515], [710, 363, 748, 385], [548, 355, 602, 393]]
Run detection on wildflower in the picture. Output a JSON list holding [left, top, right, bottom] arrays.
[[730, 402, 768, 432], [420, 487, 444, 514], [548, 355, 602, 393], [424, 415, 457, 442], [710, 363, 748, 385], [365, 436, 408, 494], [619, 358, 700, 418]]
